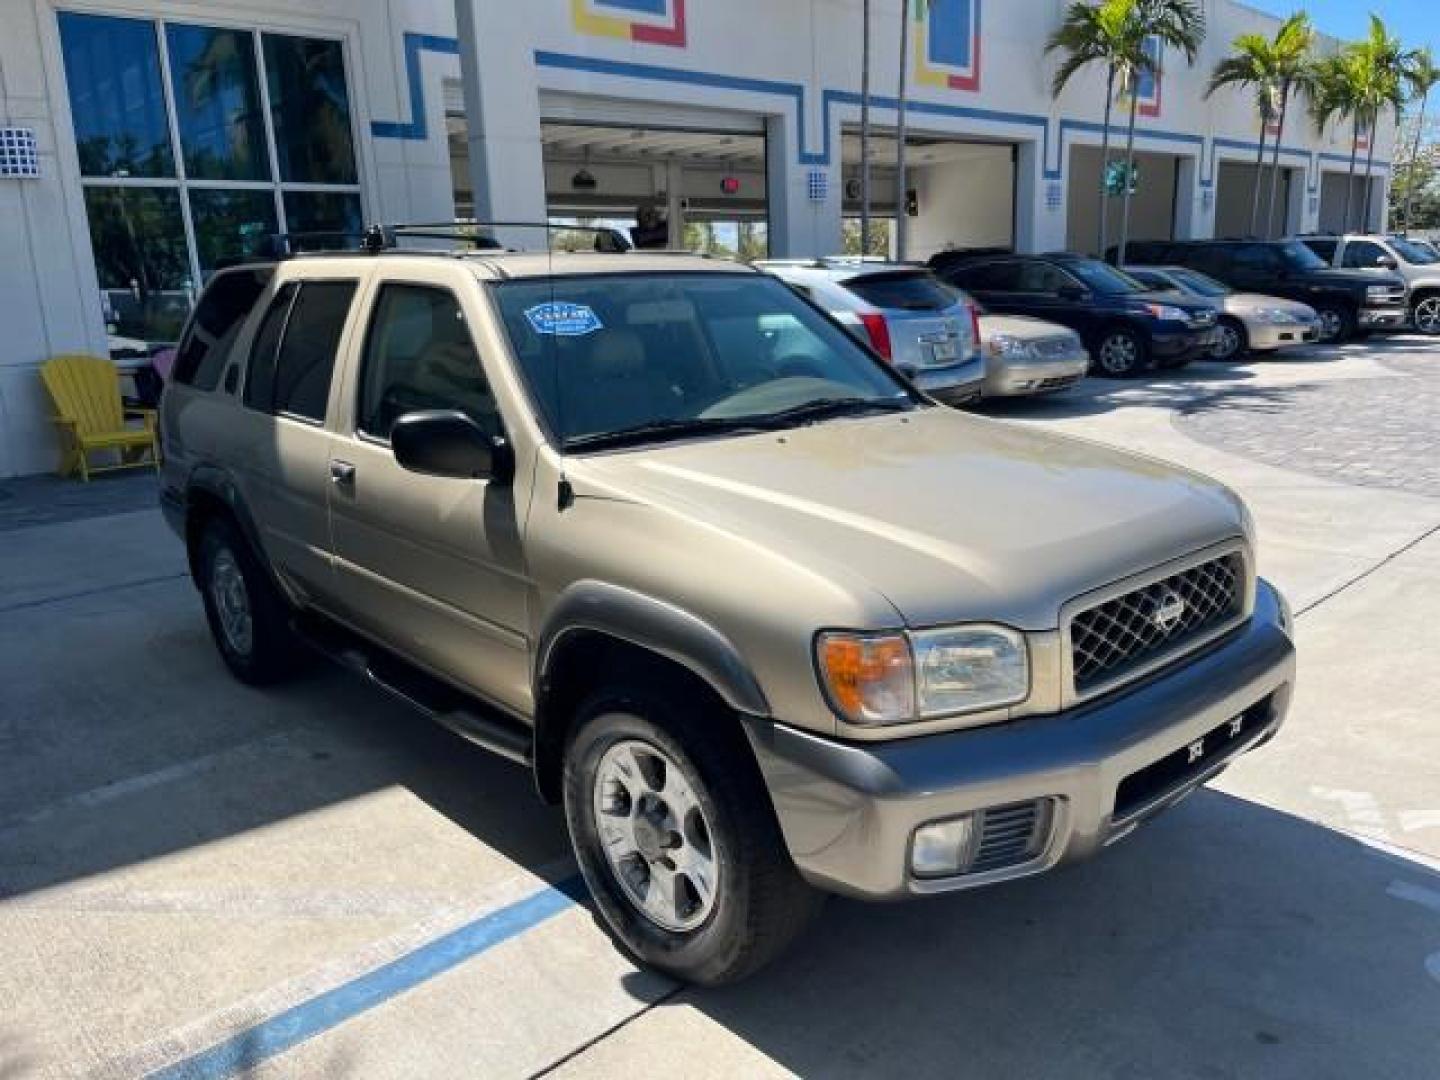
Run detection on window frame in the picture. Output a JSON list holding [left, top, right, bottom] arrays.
[[57, 9, 368, 303]]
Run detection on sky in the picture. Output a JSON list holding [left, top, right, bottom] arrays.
[[1244, 1, 1434, 53]]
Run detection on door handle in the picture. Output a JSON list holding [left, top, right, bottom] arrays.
[[329, 460, 356, 485]]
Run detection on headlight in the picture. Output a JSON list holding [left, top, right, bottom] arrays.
[[1253, 307, 1299, 324], [1142, 303, 1190, 322], [816, 625, 1029, 726], [986, 333, 1036, 359], [913, 625, 1029, 717]]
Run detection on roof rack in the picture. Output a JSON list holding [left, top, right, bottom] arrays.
[[359, 221, 632, 254]]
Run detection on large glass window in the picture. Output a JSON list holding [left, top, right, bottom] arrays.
[[58, 13, 174, 178], [263, 36, 358, 184], [166, 25, 271, 182], [58, 13, 363, 357]]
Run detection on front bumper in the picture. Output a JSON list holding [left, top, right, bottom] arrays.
[[983, 354, 1089, 397], [744, 579, 1295, 900], [1246, 319, 1321, 350], [1152, 326, 1220, 364], [1358, 306, 1408, 329]]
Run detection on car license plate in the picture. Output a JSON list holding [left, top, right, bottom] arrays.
[[927, 338, 959, 365]]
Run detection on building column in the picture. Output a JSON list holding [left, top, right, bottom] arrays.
[[454, 0, 547, 246], [765, 112, 840, 258], [1014, 140, 1065, 254], [1370, 175, 1391, 232], [1290, 167, 1314, 234]]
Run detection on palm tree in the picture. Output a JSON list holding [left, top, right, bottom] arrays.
[[1262, 13, 1317, 238], [1352, 15, 1411, 230], [1115, 0, 1206, 266], [1206, 33, 1282, 237], [1310, 52, 1362, 227], [1399, 47, 1440, 235], [1046, 0, 1136, 256]]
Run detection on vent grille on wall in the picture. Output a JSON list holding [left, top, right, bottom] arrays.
[[0, 128, 39, 178]]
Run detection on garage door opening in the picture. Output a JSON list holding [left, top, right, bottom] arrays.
[[1067, 145, 1184, 256], [448, 92, 770, 257], [840, 127, 1016, 259], [1214, 160, 1299, 239], [1318, 171, 1383, 233]]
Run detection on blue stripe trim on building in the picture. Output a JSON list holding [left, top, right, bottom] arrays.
[[150, 876, 588, 1080], [382, 39, 1391, 192], [370, 32, 461, 141]]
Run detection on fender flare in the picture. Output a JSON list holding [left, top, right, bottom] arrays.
[[535, 580, 771, 719], [183, 466, 277, 590]]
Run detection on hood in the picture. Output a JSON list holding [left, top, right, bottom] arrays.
[[1226, 294, 1317, 317], [978, 313, 1078, 341], [568, 408, 1245, 630], [1311, 267, 1406, 288], [1125, 290, 1216, 313]]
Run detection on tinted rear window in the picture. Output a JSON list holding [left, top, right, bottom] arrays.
[[172, 267, 272, 390], [844, 272, 960, 311]]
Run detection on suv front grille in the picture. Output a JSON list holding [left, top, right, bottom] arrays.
[[1069, 552, 1246, 694]]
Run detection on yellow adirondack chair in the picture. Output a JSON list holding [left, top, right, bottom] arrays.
[[40, 354, 161, 481]]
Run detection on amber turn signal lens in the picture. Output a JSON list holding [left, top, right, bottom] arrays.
[[816, 632, 915, 725]]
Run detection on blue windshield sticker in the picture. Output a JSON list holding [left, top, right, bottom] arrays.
[[524, 301, 603, 337]]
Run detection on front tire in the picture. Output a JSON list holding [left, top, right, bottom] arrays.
[[1094, 327, 1149, 378], [1213, 316, 1249, 361], [1314, 304, 1353, 343], [563, 683, 820, 985], [1412, 293, 1440, 335], [196, 516, 306, 685]]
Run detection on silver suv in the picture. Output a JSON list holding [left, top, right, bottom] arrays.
[[755, 258, 985, 403], [1296, 233, 1440, 334], [160, 227, 1295, 985]]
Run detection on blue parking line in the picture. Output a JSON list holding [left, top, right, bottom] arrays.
[[151, 875, 590, 1080]]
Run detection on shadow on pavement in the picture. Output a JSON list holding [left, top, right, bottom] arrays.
[[649, 790, 1440, 1079]]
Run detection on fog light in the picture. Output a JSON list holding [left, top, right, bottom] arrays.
[[911, 815, 979, 878]]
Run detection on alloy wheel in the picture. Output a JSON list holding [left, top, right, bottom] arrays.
[[1316, 308, 1344, 342], [209, 548, 253, 656], [1098, 333, 1139, 375], [592, 739, 720, 932], [1214, 323, 1242, 361], [1413, 297, 1440, 335]]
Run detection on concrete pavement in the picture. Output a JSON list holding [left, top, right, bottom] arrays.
[[2, 338, 1439, 1078]]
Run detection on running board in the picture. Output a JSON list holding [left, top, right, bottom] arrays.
[[295, 613, 534, 767]]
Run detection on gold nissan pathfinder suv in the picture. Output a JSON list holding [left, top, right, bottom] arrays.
[[160, 226, 1296, 985]]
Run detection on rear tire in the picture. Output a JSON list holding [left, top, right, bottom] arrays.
[[1213, 316, 1249, 361], [563, 682, 821, 985], [196, 516, 306, 685], [1093, 328, 1149, 378]]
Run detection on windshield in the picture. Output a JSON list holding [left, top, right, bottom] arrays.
[[492, 272, 916, 451], [1390, 237, 1439, 265], [1067, 260, 1146, 295], [1168, 268, 1231, 297], [1279, 241, 1327, 271]]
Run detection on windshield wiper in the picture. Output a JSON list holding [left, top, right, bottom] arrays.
[[563, 416, 776, 453], [758, 395, 911, 428]]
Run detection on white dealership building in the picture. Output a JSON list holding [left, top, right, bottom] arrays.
[[0, 0, 1396, 477]]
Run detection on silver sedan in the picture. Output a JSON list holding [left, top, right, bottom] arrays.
[[1125, 266, 1320, 361], [979, 314, 1089, 398]]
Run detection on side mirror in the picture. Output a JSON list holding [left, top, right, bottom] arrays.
[[391, 410, 515, 484], [1057, 285, 1090, 302]]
